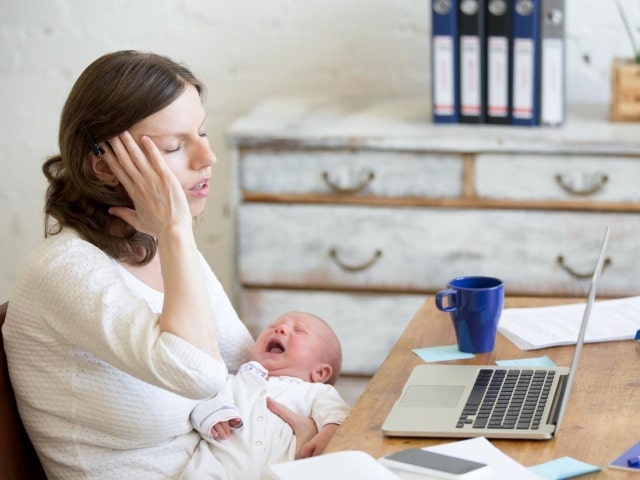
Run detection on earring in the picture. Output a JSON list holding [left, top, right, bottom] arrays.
[[110, 179, 119, 186]]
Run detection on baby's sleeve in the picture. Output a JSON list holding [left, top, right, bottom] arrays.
[[190, 391, 242, 441], [310, 385, 351, 431]]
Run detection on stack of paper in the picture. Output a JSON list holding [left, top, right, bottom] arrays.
[[498, 296, 640, 350]]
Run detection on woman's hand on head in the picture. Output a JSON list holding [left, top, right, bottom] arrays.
[[103, 131, 192, 238]]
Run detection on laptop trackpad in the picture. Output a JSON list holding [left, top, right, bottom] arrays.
[[399, 385, 465, 408]]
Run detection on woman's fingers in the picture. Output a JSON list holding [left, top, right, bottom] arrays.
[[108, 132, 156, 185], [101, 131, 192, 236], [107, 206, 138, 227], [267, 397, 318, 458]]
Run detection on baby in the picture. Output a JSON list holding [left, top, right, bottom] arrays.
[[186, 311, 350, 480]]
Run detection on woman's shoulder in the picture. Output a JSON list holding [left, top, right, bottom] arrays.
[[14, 228, 116, 292], [31, 228, 110, 264]]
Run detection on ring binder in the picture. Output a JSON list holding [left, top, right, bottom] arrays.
[[431, 0, 460, 123], [485, 0, 511, 124], [510, 0, 541, 126], [458, 0, 486, 123], [540, 0, 565, 126]]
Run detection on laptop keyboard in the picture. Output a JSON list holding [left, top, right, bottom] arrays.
[[456, 369, 556, 430]]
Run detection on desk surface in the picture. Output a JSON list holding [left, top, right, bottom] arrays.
[[325, 296, 640, 478]]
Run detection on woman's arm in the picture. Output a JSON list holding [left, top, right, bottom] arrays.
[[104, 132, 220, 359]]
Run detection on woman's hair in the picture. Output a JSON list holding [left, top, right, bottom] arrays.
[[43, 50, 205, 264]]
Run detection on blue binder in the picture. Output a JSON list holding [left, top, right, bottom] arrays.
[[431, 0, 459, 123], [510, 0, 541, 126]]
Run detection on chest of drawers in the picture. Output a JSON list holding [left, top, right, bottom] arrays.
[[227, 96, 640, 375]]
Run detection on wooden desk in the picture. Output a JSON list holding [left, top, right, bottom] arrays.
[[326, 297, 640, 478]]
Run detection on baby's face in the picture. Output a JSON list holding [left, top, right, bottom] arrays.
[[252, 312, 333, 383]]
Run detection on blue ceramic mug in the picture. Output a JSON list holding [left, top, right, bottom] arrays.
[[435, 276, 504, 353]]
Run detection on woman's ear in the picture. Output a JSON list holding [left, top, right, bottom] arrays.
[[89, 152, 118, 186], [310, 363, 333, 384]]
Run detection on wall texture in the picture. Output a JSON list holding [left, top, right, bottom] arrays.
[[0, 0, 637, 302]]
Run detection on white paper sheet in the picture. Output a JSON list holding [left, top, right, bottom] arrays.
[[269, 450, 401, 480], [498, 296, 640, 350], [269, 438, 542, 480]]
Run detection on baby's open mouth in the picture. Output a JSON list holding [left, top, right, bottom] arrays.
[[267, 339, 285, 354]]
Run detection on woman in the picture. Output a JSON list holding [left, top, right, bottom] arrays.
[[3, 50, 324, 479]]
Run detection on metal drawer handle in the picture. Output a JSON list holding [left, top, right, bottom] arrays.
[[328, 247, 382, 272], [554, 173, 608, 196], [556, 255, 612, 279], [321, 170, 375, 194]]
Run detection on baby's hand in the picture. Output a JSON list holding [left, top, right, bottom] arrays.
[[210, 418, 243, 440]]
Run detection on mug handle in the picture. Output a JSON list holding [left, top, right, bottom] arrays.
[[435, 289, 457, 312]]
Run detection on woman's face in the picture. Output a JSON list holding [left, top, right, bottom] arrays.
[[128, 85, 216, 217]]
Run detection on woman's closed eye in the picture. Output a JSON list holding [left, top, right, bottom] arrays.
[[164, 133, 206, 152], [159, 142, 181, 153]]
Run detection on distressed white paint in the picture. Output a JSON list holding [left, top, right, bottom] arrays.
[[476, 154, 640, 201], [240, 150, 464, 198], [232, 92, 640, 373], [228, 99, 640, 155], [239, 204, 639, 297], [240, 289, 424, 375]]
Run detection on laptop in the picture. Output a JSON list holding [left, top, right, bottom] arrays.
[[382, 227, 610, 440]]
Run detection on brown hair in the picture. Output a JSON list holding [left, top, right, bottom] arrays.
[[42, 50, 205, 264]]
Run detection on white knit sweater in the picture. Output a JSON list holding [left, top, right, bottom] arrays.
[[3, 229, 254, 479]]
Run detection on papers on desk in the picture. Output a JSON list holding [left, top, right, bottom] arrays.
[[269, 438, 543, 480], [269, 450, 401, 479], [498, 295, 640, 350]]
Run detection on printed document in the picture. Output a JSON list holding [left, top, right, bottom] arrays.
[[498, 296, 640, 350]]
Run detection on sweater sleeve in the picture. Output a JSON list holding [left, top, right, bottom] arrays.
[[12, 230, 248, 399]]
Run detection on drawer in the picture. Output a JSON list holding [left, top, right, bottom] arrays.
[[239, 288, 424, 375], [476, 154, 640, 202], [239, 149, 464, 199], [238, 203, 640, 297]]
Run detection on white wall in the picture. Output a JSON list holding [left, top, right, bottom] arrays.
[[0, 0, 637, 302]]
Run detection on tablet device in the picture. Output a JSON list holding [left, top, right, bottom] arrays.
[[379, 448, 488, 479]]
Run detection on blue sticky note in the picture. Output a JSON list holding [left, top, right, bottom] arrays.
[[496, 356, 556, 367], [412, 345, 474, 363], [529, 456, 600, 479]]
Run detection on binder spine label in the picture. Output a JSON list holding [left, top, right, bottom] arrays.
[[487, 36, 509, 117], [433, 35, 456, 116], [512, 38, 535, 119], [460, 35, 482, 116]]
